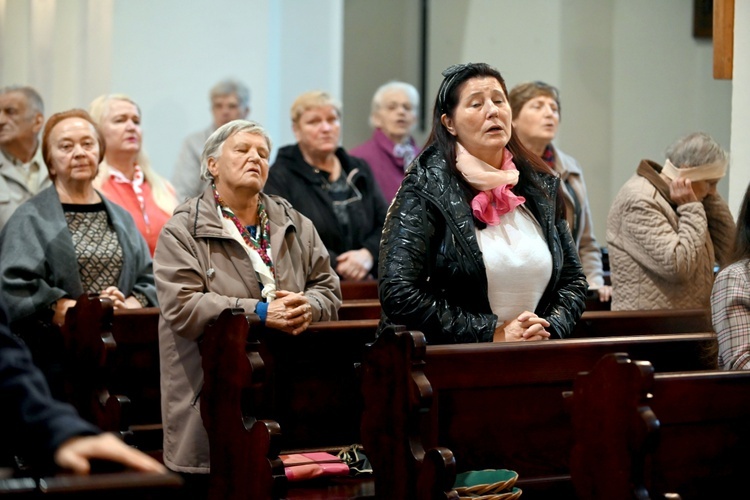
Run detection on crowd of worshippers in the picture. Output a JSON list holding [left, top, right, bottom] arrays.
[[1, 62, 749, 481]]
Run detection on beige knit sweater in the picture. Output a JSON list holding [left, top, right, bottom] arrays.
[[606, 160, 735, 310]]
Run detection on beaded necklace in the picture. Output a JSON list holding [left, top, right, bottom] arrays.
[[213, 185, 275, 276]]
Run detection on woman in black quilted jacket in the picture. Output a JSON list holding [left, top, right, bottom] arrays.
[[378, 63, 587, 344]]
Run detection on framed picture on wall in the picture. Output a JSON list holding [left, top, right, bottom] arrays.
[[693, 0, 713, 38]]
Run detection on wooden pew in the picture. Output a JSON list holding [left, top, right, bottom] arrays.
[[109, 307, 162, 452], [0, 471, 183, 498], [200, 309, 286, 500], [360, 328, 718, 500], [259, 319, 378, 451], [59, 294, 129, 436], [571, 308, 711, 338], [60, 296, 163, 453], [340, 279, 378, 300], [337, 301, 706, 337], [200, 310, 378, 499], [338, 299, 381, 321], [570, 353, 750, 499]]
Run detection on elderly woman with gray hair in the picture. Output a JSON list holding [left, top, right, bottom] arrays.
[[153, 119, 341, 479], [607, 132, 736, 310], [350, 81, 421, 202]]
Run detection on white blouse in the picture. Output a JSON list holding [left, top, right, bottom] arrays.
[[475, 207, 553, 324]]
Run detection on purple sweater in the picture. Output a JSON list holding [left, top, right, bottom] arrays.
[[350, 129, 419, 202]]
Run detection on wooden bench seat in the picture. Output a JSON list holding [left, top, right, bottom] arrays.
[[360, 328, 718, 499], [570, 353, 750, 499]]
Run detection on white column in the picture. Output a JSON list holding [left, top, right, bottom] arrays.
[[729, 1, 750, 217]]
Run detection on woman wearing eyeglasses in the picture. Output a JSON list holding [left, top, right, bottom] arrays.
[[266, 91, 389, 281], [509, 81, 611, 303]]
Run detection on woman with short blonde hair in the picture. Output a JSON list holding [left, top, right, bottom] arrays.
[[265, 90, 388, 282]]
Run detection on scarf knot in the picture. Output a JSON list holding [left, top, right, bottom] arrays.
[[455, 144, 525, 226]]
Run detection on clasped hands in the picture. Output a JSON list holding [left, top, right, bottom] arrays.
[[265, 290, 314, 335], [336, 248, 374, 281], [494, 311, 551, 342]]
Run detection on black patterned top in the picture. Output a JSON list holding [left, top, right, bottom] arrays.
[[62, 202, 123, 295]]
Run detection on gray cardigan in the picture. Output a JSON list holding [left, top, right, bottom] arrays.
[[0, 186, 157, 328]]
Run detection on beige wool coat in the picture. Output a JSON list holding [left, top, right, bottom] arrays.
[[154, 188, 341, 473], [606, 160, 735, 311]]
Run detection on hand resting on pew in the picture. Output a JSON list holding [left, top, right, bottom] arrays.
[[52, 288, 145, 327], [99, 286, 146, 310], [493, 310, 551, 342], [54, 433, 165, 475]]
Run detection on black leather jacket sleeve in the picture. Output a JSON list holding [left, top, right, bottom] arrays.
[[539, 216, 588, 338], [378, 186, 497, 344]]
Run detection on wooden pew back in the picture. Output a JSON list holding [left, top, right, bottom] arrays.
[[200, 309, 286, 500], [199, 313, 379, 499], [340, 279, 379, 301], [571, 308, 711, 337], [337, 303, 709, 337], [109, 307, 162, 451], [60, 296, 163, 451], [258, 319, 379, 451], [571, 353, 750, 500], [60, 294, 127, 435], [361, 329, 718, 499]]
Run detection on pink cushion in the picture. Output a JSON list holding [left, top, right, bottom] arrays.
[[281, 452, 350, 481]]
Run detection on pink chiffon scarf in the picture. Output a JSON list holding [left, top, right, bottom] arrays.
[[455, 143, 525, 225]]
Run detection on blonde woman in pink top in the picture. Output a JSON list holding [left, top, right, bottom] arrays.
[[89, 94, 177, 255]]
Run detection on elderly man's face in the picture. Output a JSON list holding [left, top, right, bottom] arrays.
[[208, 130, 269, 195], [0, 91, 43, 149], [212, 94, 248, 128]]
